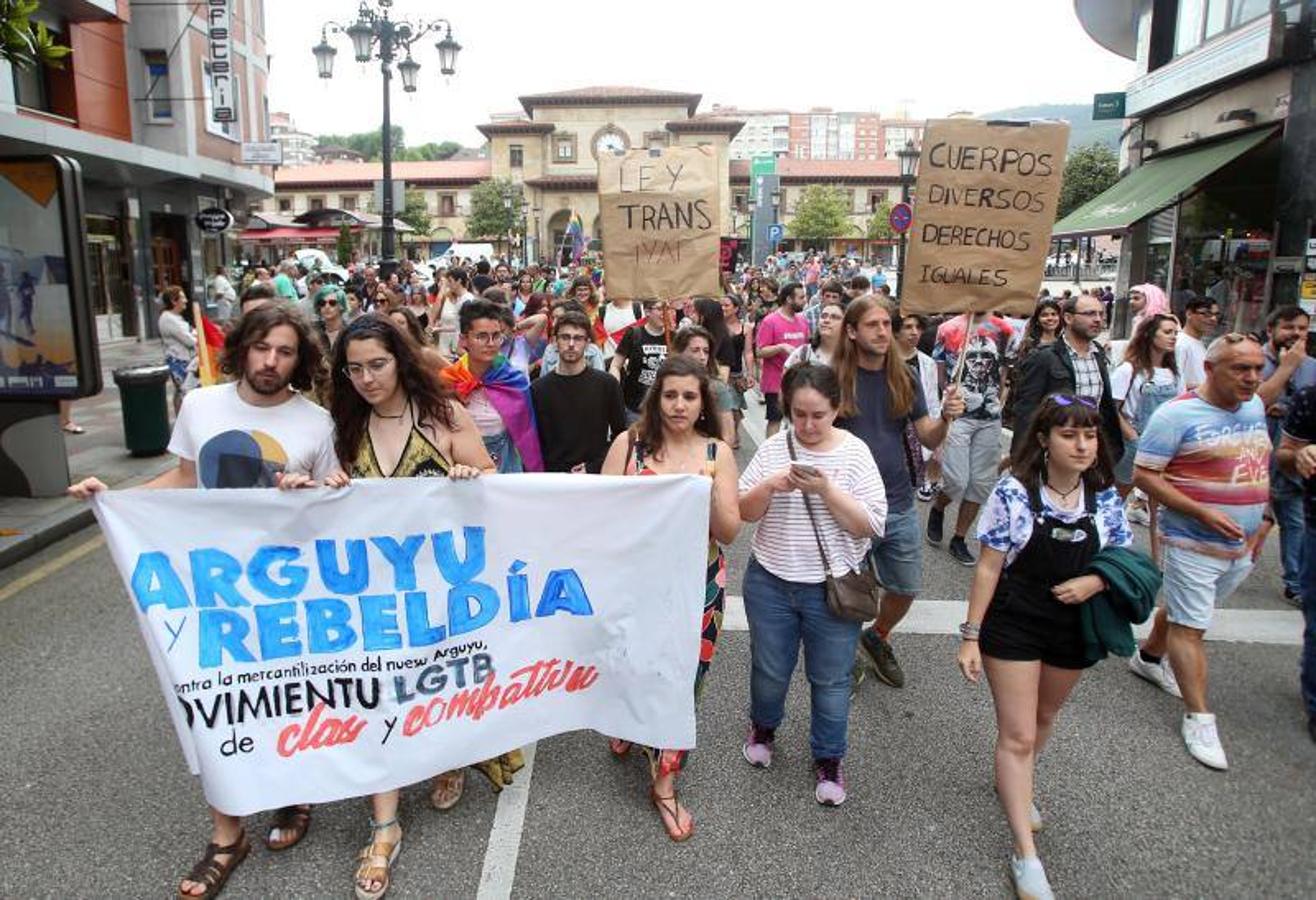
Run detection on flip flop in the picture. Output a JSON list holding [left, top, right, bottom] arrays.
[[62, 423, 86, 434]]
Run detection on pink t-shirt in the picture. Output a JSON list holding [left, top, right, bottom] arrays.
[[756, 309, 810, 394]]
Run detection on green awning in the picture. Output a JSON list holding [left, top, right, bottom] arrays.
[[1051, 128, 1277, 238]]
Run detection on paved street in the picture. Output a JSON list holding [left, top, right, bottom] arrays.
[[1, 397, 1313, 899]]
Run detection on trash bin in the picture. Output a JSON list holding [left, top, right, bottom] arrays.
[[113, 364, 171, 457]]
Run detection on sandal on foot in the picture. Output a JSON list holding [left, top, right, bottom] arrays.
[[608, 737, 633, 757], [429, 769, 466, 810], [649, 787, 694, 843], [177, 830, 250, 900], [264, 804, 312, 851], [62, 423, 85, 434], [354, 817, 403, 900]]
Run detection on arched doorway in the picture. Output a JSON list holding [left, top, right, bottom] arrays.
[[590, 214, 602, 253], [546, 209, 573, 265]]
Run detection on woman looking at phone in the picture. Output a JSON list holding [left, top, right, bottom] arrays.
[[737, 363, 887, 807]]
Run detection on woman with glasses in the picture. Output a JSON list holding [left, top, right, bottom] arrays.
[[957, 395, 1133, 900], [439, 299, 543, 472], [314, 285, 349, 351], [327, 314, 524, 900], [785, 295, 844, 369]]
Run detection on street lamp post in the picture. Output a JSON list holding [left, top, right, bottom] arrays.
[[313, 0, 461, 281], [895, 139, 919, 300], [502, 193, 513, 264]]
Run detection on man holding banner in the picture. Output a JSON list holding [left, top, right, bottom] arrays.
[[69, 305, 337, 899]]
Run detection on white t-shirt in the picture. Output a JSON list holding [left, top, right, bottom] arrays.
[[602, 302, 641, 356], [738, 429, 887, 583], [1175, 333, 1207, 389], [167, 382, 338, 489], [1110, 363, 1180, 424]]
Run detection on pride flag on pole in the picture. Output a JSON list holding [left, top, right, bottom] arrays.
[[193, 305, 226, 387], [565, 210, 587, 264]]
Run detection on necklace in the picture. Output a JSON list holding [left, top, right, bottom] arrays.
[[373, 397, 410, 422], [1044, 475, 1082, 503]]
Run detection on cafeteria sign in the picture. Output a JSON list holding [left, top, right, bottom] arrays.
[[207, 0, 234, 123]]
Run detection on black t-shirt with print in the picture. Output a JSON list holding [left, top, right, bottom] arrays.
[[616, 326, 669, 411]]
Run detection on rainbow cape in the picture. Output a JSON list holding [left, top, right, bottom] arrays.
[[440, 354, 544, 472]]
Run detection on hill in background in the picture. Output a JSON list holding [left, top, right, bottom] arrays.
[[979, 103, 1121, 151]]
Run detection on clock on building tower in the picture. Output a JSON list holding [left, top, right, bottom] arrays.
[[592, 127, 629, 159]]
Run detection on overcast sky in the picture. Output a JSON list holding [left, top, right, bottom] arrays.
[[267, 0, 1136, 147]]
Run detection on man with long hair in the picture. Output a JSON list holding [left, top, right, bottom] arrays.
[[834, 296, 965, 689], [67, 304, 338, 897]]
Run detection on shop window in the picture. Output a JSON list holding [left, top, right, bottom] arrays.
[[202, 61, 240, 141], [439, 194, 456, 216], [554, 135, 577, 163]]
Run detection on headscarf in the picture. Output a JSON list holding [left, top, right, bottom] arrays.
[[1130, 284, 1171, 335]]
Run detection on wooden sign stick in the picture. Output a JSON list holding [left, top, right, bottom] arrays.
[[951, 310, 978, 386]]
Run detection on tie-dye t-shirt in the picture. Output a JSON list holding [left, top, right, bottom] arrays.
[[1134, 392, 1270, 559]]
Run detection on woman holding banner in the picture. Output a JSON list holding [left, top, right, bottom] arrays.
[[601, 354, 741, 842], [327, 314, 524, 900], [737, 363, 887, 807]]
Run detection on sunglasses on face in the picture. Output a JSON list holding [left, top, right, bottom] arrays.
[[1053, 394, 1097, 409]]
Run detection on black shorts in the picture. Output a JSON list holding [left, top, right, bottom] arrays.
[[979, 587, 1095, 671], [765, 392, 783, 422]]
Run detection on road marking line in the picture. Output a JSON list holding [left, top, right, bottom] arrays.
[[476, 741, 537, 900], [0, 534, 104, 604], [721, 596, 1302, 645]]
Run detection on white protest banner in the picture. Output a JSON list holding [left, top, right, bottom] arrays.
[[206, 0, 234, 124], [599, 145, 721, 301], [902, 118, 1069, 317], [93, 475, 708, 816]]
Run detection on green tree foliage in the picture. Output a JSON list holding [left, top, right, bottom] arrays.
[[1058, 143, 1119, 219], [335, 221, 356, 266], [397, 189, 432, 236], [465, 178, 524, 240], [787, 185, 852, 241], [314, 129, 464, 163], [1, 0, 72, 69], [866, 199, 895, 240]]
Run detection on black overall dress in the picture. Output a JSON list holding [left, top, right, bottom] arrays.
[[979, 480, 1100, 671]]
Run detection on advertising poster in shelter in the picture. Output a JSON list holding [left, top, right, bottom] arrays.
[[599, 146, 721, 300], [902, 119, 1069, 317], [92, 476, 708, 816]]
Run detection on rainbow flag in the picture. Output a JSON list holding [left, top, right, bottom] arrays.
[[565, 210, 587, 264], [193, 305, 226, 387]]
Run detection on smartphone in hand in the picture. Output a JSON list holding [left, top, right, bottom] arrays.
[[790, 463, 821, 478]]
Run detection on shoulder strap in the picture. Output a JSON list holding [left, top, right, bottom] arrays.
[[1025, 476, 1045, 516], [787, 430, 831, 577], [1084, 480, 1098, 515]]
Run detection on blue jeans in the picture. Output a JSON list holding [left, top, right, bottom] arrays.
[[744, 557, 862, 760], [1273, 476, 1305, 594], [1299, 528, 1316, 720]]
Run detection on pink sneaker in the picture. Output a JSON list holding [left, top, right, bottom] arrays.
[[813, 758, 847, 806], [742, 723, 775, 768]]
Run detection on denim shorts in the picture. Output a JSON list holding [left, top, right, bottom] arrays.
[[1162, 544, 1253, 630], [870, 505, 922, 596]]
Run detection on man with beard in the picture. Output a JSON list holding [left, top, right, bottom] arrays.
[[1011, 294, 1124, 463], [928, 311, 1013, 566], [755, 281, 811, 437], [1257, 306, 1316, 605], [67, 304, 338, 897], [532, 310, 626, 472]]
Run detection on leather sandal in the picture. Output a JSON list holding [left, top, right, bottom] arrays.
[[177, 830, 250, 899], [264, 804, 312, 851], [354, 817, 403, 900], [649, 787, 694, 843], [429, 769, 466, 810]]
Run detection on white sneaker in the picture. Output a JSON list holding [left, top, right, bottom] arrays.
[[1182, 713, 1229, 770], [1128, 650, 1183, 699], [1010, 854, 1055, 900]]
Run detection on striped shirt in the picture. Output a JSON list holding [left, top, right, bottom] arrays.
[[738, 429, 887, 583], [1134, 392, 1269, 559]]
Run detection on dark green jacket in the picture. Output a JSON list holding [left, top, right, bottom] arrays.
[[1080, 546, 1161, 663]]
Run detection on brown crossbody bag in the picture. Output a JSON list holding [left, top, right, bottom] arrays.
[[786, 430, 881, 622]]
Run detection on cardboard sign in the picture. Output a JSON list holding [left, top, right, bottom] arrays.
[[902, 119, 1069, 317], [599, 146, 721, 301]]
